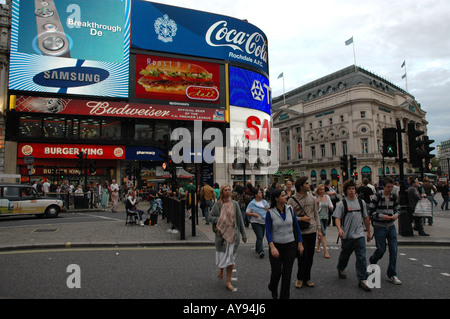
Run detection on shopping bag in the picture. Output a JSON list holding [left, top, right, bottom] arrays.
[[413, 199, 432, 218]]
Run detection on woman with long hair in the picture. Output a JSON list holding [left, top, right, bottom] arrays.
[[210, 184, 247, 291], [266, 189, 304, 299]]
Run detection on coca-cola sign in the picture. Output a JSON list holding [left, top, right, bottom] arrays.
[[205, 21, 268, 69], [131, 0, 268, 74]]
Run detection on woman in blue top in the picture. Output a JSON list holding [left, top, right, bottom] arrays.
[[266, 189, 304, 299], [246, 188, 269, 258]]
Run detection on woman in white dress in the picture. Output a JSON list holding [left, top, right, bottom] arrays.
[[210, 184, 247, 291]]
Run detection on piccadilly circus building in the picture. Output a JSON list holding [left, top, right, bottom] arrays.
[[0, 0, 274, 190]]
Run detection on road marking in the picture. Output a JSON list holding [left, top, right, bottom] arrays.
[[0, 246, 215, 255], [423, 264, 432, 268], [409, 258, 418, 261], [441, 273, 450, 277]]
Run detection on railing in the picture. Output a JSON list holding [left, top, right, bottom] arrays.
[[45, 192, 95, 210], [161, 195, 186, 240]]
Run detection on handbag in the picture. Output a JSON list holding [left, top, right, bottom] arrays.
[[290, 196, 310, 230], [413, 199, 432, 218]]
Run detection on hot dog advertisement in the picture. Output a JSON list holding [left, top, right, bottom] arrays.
[[134, 54, 224, 107]]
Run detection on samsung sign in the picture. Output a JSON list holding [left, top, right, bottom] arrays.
[[131, 0, 268, 74], [229, 66, 271, 115], [9, 0, 131, 98]]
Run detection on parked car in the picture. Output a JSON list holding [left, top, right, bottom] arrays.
[[0, 183, 64, 218]]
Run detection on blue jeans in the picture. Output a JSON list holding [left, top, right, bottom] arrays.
[[251, 223, 265, 254], [337, 237, 368, 280], [369, 225, 398, 277], [204, 200, 213, 224]]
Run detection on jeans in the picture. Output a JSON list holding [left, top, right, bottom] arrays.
[[204, 200, 213, 224], [337, 237, 368, 281], [441, 196, 449, 210], [251, 223, 265, 254], [268, 241, 297, 299], [296, 232, 316, 282], [369, 225, 398, 277]]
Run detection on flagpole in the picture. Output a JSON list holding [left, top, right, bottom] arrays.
[[283, 75, 286, 105], [352, 40, 357, 67], [401, 61, 408, 92], [404, 63, 408, 92]]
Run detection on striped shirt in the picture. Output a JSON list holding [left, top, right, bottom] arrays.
[[369, 191, 400, 227]]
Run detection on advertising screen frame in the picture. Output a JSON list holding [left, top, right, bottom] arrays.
[[129, 52, 227, 111], [131, 0, 268, 75], [8, 0, 131, 99]]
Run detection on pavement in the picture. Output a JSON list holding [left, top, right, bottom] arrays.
[[0, 196, 449, 251]]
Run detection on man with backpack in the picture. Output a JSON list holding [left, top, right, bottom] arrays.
[[368, 177, 401, 285], [333, 179, 372, 291]]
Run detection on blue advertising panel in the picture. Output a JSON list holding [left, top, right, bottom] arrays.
[[229, 66, 271, 115], [131, 0, 268, 75], [126, 146, 164, 161], [9, 0, 131, 98]]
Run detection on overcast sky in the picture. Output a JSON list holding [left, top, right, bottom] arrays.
[[151, 0, 450, 152]]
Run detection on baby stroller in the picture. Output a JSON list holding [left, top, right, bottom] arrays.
[[147, 200, 162, 226]]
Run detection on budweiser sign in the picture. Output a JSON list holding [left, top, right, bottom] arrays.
[[14, 96, 226, 122]]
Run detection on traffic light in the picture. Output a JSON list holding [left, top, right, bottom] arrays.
[[349, 155, 357, 176], [382, 127, 397, 157], [423, 136, 435, 171], [88, 160, 96, 174], [407, 122, 426, 168], [76, 152, 84, 174], [340, 155, 348, 172]]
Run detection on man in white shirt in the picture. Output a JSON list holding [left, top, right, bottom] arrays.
[[333, 179, 372, 292]]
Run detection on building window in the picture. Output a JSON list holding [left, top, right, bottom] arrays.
[[286, 145, 291, 161], [342, 141, 348, 155], [297, 138, 303, 159], [340, 115, 344, 122], [19, 115, 42, 138], [361, 111, 366, 119], [331, 143, 336, 156], [43, 116, 67, 139], [320, 144, 326, 157], [329, 118, 333, 125], [311, 146, 316, 159], [361, 138, 369, 154], [101, 119, 121, 140], [80, 119, 101, 140], [309, 123, 313, 129], [319, 120, 322, 127]]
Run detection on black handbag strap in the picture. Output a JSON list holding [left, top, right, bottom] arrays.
[[291, 196, 305, 216]]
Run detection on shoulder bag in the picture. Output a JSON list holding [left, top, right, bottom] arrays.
[[290, 196, 310, 230]]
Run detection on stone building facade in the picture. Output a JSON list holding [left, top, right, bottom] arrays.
[[272, 65, 429, 189]]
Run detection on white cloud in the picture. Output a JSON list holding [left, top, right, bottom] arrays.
[[150, 0, 450, 148]]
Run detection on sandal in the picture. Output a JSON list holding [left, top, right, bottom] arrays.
[[295, 280, 303, 288]]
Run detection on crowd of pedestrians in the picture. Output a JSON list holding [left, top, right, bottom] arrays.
[[205, 175, 445, 299]]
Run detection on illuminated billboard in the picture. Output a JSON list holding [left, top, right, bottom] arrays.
[[9, 0, 131, 98], [131, 54, 226, 109], [131, 0, 268, 75], [229, 66, 271, 115]]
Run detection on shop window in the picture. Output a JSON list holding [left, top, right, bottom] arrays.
[[135, 123, 153, 140], [154, 123, 170, 141], [101, 119, 121, 140], [43, 116, 67, 138], [80, 119, 101, 140], [19, 115, 42, 138]]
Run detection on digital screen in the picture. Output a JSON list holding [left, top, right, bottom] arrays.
[[9, 0, 131, 98]]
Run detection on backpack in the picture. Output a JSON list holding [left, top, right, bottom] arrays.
[[341, 197, 365, 227]]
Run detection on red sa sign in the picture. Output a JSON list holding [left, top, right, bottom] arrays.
[[244, 116, 271, 142]]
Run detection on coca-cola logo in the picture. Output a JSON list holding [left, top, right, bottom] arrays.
[[205, 20, 268, 63]]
